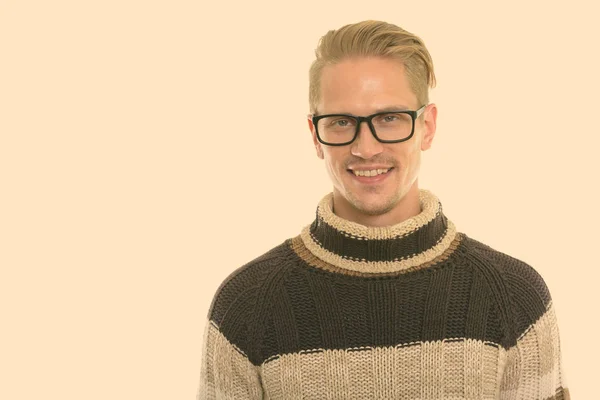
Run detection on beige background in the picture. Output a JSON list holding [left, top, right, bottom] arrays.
[[1, 0, 598, 399]]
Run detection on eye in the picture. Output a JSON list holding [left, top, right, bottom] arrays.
[[373, 112, 411, 126], [326, 117, 355, 128]]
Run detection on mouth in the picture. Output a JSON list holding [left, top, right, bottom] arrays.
[[347, 167, 394, 184]]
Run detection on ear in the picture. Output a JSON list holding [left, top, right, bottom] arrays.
[[307, 114, 324, 159], [420, 103, 437, 151]]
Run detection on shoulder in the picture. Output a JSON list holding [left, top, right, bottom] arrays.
[[202, 240, 295, 364], [206, 239, 294, 327], [460, 233, 552, 305], [458, 233, 553, 341]]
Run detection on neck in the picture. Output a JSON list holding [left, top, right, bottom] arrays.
[[294, 188, 461, 275]]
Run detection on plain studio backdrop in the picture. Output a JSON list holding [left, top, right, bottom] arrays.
[[1, 0, 598, 399]]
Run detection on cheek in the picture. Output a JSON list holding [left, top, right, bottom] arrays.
[[404, 145, 423, 176], [395, 142, 419, 165], [323, 157, 344, 185], [392, 146, 421, 181], [404, 138, 422, 159], [323, 150, 346, 173]]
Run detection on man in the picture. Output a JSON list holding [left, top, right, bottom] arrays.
[[197, 20, 569, 399]]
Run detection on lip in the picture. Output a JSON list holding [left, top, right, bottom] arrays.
[[347, 167, 394, 184], [348, 165, 393, 171]]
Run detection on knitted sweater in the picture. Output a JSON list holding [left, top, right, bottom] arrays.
[[197, 189, 569, 399]]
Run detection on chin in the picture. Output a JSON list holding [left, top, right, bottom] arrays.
[[349, 192, 398, 216]]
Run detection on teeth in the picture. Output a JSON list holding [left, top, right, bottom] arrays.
[[352, 168, 389, 177]]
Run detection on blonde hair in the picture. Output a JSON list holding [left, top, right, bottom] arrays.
[[309, 20, 436, 114]]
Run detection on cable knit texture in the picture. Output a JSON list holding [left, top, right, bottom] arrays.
[[197, 189, 569, 399]]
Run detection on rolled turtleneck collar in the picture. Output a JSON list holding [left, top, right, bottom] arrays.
[[295, 189, 460, 275]]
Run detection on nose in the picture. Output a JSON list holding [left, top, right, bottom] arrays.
[[351, 121, 384, 159]]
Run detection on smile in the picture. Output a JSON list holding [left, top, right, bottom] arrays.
[[350, 168, 390, 177], [347, 167, 394, 184]]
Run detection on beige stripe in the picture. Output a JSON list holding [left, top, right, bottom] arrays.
[[315, 189, 442, 239], [299, 218, 458, 273], [421, 340, 445, 398], [500, 303, 567, 399], [396, 344, 422, 399], [290, 232, 463, 277], [198, 321, 262, 400], [345, 348, 371, 398], [325, 348, 350, 398], [198, 304, 567, 399], [483, 338, 504, 399], [260, 339, 503, 399], [373, 346, 396, 398], [445, 339, 465, 396]]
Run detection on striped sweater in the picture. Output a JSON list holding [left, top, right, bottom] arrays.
[[197, 189, 569, 399]]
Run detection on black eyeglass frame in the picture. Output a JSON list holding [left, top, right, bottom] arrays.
[[311, 104, 427, 146]]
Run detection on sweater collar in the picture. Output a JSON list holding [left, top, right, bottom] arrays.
[[298, 189, 460, 274]]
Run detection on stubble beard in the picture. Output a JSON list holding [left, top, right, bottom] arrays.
[[346, 187, 401, 217]]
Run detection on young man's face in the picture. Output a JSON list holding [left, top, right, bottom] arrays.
[[308, 57, 437, 225]]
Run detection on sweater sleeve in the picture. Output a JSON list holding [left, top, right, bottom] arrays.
[[196, 260, 270, 400], [499, 262, 570, 399], [196, 320, 263, 400]]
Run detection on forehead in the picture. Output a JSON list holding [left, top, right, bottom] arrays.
[[318, 57, 417, 114]]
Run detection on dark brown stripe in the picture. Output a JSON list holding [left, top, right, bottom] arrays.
[[421, 263, 455, 341], [208, 234, 553, 366], [544, 387, 570, 400], [309, 207, 449, 262]]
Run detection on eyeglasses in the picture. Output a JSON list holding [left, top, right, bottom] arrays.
[[311, 105, 427, 146]]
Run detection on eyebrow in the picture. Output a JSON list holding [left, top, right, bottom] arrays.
[[316, 105, 413, 116], [373, 105, 411, 113]]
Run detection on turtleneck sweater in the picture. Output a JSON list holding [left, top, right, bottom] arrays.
[[197, 189, 569, 399]]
